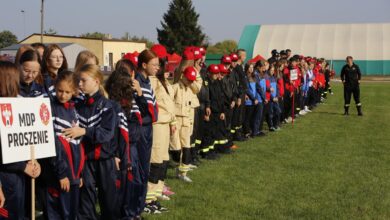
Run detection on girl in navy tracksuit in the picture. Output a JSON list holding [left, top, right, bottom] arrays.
[[269, 66, 281, 130], [41, 44, 68, 97], [134, 50, 159, 216], [105, 60, 143, 219], [18, 49, 47, 98], [74, 64, 119, 219], [243, 63, 257, 137], [44, 70, 85, 220], [17, 49, 47, 219], [0, 61, 41, 220]]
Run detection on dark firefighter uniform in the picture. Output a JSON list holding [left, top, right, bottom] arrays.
[[340, 63, 362, 116]]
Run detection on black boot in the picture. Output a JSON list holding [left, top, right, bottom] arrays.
[[357, 106, 363, 116], [190, 147, 201, 166], [344, 106, 349, 115]]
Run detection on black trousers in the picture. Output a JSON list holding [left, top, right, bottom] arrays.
[[243, 105, 255, 135], [78, 159, 119, 220], [344, 85, 361, 106]]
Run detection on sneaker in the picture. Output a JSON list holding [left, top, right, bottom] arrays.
[[144, 204, 162, 214], [162, 187, 175, 196], [299, 110, 307, 116], [188, 164, 198, 169], [275, 127, 281, 131], [331, 92, 334, 95], [269, 127, 276, 132], [230, 145, 239, 150], [156, 194, 170, 201], [177, 174, 193, 183], [150, 201, 169, 212], [286, 117, 292, 123], [304, 106, 312, 112], [254, 131, 266, 137]]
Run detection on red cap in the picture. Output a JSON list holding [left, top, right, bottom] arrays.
[[123, 52, 138, 66], [199, 47, 206, 56], [151, 44, 167, 59], [221, 55, 232, 64], [218, 64, 229, 74], [183, 50, 194, 60], [230, 53, 239, 62], [208, 64, 220, 74], [183, 66, 197, 81], [193, 47, 203, 60]]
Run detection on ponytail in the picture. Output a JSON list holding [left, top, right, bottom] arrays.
[[99, 85, 108, 98]]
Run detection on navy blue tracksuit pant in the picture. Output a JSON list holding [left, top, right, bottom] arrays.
[[0, 172, 25, 220], [123, 124, 152, 218], [46, 185, 80, 220], [78, 159, 119, 220]]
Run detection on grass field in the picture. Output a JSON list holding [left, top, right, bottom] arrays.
[[148, 82, 390, 220]]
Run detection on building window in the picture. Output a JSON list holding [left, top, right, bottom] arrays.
[[109, 53, 113, 68]]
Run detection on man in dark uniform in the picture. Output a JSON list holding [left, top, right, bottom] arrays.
[[268, 49, 279, 65], [231, 49, 248, 141], [340, 56, 363, 116]]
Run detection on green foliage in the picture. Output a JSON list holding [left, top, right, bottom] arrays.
[[0, 30, 18, 49], [44, 28, 57, 35], [149, 82, 390, 219], [121, 32, 154, 48], [157, 0, 207, 54], [79, 32, 108, 39], [207, 40, 238, 55]]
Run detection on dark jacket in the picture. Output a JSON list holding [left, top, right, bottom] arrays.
[[340, 63, 361, 87]]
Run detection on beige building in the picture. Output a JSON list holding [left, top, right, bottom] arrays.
[[20, 34, 146, 69]]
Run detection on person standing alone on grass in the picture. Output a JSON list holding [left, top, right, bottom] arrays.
[[340, 56, 363, 116]]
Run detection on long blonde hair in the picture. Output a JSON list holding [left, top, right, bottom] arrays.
[[78, 64, 108, 98], [74, 50, 99, 72]]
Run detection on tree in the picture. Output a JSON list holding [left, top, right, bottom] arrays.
[[0, 30, 18, 49], [157, 0, 207, 54], [207, 40, 238, 54], [80, 32, 108, 39], [44, 28, 57, 35], [121, 32, 154, 48]]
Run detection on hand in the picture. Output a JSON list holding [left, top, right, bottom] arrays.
[[205, 107, 211, 116], [115, 157, 121, 171], [0, 187, 5, 208], [60, 177, 70, 192], [220, 113, 225, 120], [358, 80, 360, 84], [62, 126, 86, 139], [230, 101, 235, 109], [132, 79, 142, 96], [270, 87, 274, 93], [170, 125, 176, 135], [237, 98, 242, 107], [24, 160, 41, 178], [265, 100, 269, 104], [32, 160, 41, 178], [254, 99, 259, 105], [79, 178, 83, 188], [204, 115, 210, 122]]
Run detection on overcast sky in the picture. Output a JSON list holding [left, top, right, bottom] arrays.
[[1, 0, 390, 44]]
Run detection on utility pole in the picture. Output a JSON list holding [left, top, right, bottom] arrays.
[[40, 0, 44, 43], [21, 10, 26, 37]]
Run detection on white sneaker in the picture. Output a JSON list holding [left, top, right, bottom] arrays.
[[304, 106, 312, 112], [156, 194, 171, 201], [299, 110, 307, 116], [177, 174, 193, 183], [188, 164, 198, 169], [286, 117, 292, 123]]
